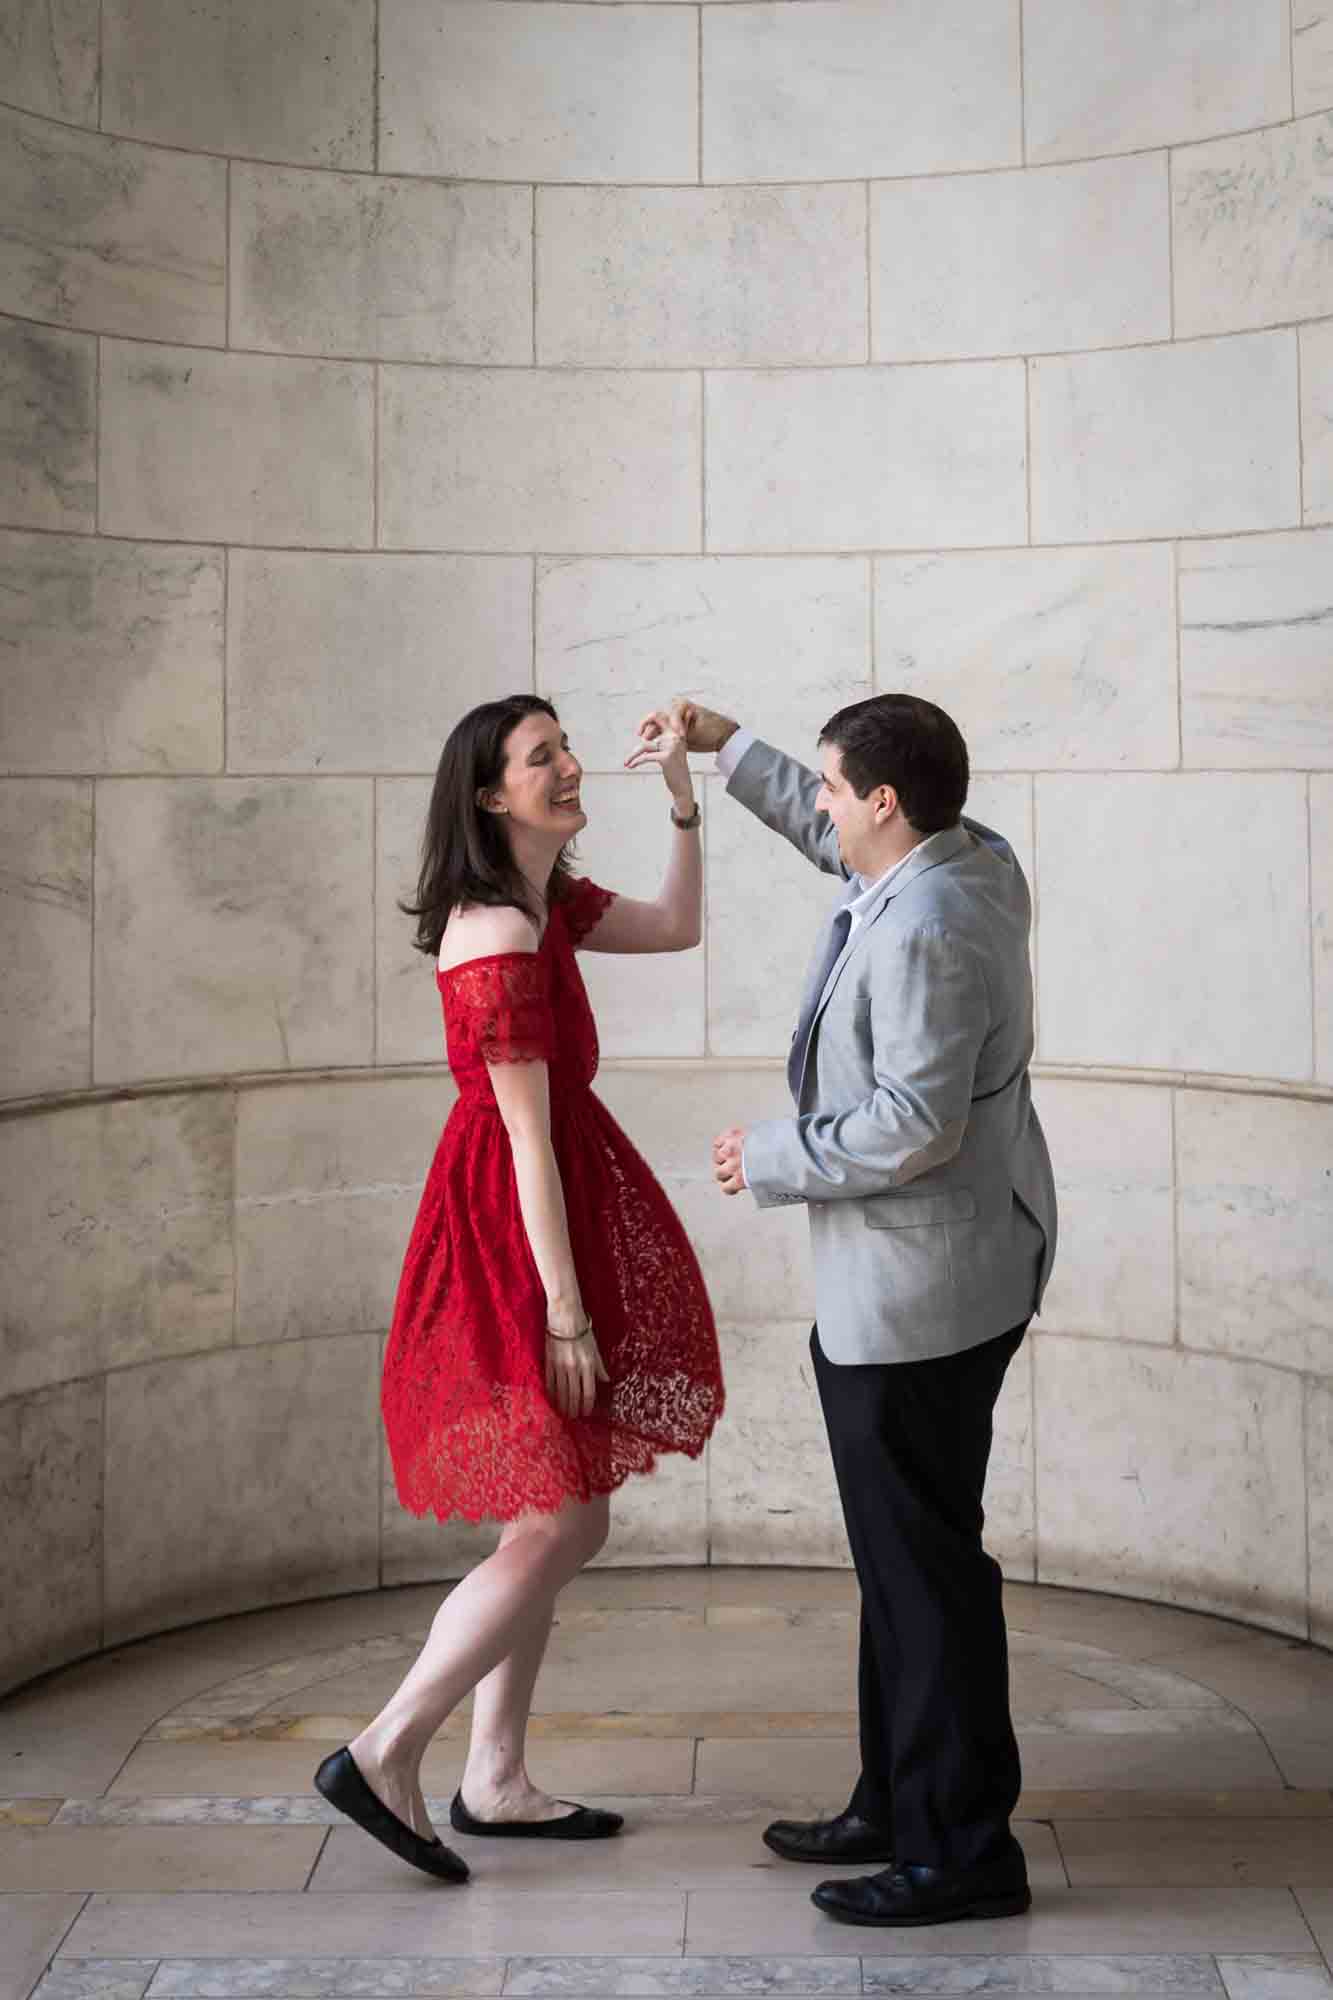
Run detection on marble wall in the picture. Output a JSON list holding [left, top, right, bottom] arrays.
[[2, 0, 1331, 1692]]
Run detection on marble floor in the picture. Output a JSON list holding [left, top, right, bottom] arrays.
[[4, 1570, 1333, 2000]]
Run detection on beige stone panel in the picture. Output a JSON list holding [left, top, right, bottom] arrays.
[[380, 367, 700, 556], [1316, 776, 1333, 1083], [1179, 531, 1333, 768], [1302, 320, 1333, 524], [102, 0, 373, 167], [93, 778, 373, 1083], [375, 775, 444, 1068], [380, 0, 695, 183], [0, 1825, 324, 1892], [0, 1379, 101, 1693], [381, 1466, 499, 1588], [0, 1893, 85, 2000], [1024, 0, 1291, 163], [596, 1445, 708, 1568], [1031, 333, 1299, 543], [965, 773, 1034, 882], [1174, 114, 1333, 338], [1033, 1334, 1307, 1633], [873, 154, 1168, 362], [1, 0, 98, 121], [231, 167, 531, 365], [538, 555, 869, 777], [1296, 2, 1333, 114], [876, 546, 1177, 770], [706, 363, 1027, 554], [0, 532, 223, 776], [99, 343, 373, 550], [227, 552, 530, 774], [573, 774, 706, 1058], [1177, 1091, 1333, 1375], [704, 0, 1020, 182], [990, 1330, 1035, 1577], [1036, 774, 1312, 1077], [0, 1091, 234, 1398], [708, 1324, 849, 1567], [0, 317, 94, 531], [236, 1073, 450, 1346], [104, 1334, 380, 1645], [0, 778, 90, 1096], [1031, 1079, 1174, 1344], [1310, 1376, 1333, 1647], [0, 109, 225, 343], [538, 186, 866, 368]]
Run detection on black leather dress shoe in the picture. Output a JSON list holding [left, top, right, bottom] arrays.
[[314, 1748, 469, 1883], [450, 1790, 624, 1840], [762, 1808, 895, 1865], [812, 1854, 1031, 1927]]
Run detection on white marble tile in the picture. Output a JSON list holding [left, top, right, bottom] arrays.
[[539, 556, 869, 779], [102, 0, 373, 167], [1030, 1080, 1174, 1345], [1178, 530, 1333, 768], [1174, 113, 1333, 338], [0, 1379, 102, 1692], [1295, 2, 1333, 114], [505, 1960, 858, 1997], [227, 553, 530, 775], [875, 546, 1177, 769], [1302, 319, 1333, 523], [873, 154, 1169, 362], [231, 168, 530, 366], [93, 778, 374, 1084], [538, 186, 865, 368], [1030, 333, 1299, 543], [375, 775, 444, 1069], [0, 533, 223, 776], [1024, 0, 1291, 163], [1315, 776, 1333, 1083], [0, 110, 225, 344], [146, 1960, 504, 1996], [1, 0, 99, 121], [0, 778, 91, 1096], [1305, 1373, 1333, 1649], [707, 363, 1027, 554], [380, 369, 700, 557], [703, 0, 1020, 182], [1033, 1334, 1307, 1633], [0, 317, 95, 532], [707, 1324, 848, 1566], [966, 775, 1034, 884], [380, 0, 695, 182], [1035, 774, 1312, 1077], [861, 1956, 1224, 1993], [1216, 1957, 1333, 2000]]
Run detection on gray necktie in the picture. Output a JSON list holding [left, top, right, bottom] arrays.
[[788, 905, 852, 1099]]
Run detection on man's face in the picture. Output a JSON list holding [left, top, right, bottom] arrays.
[[814, 744, 891, 876]]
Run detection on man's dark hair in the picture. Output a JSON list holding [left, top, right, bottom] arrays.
[[817, 693, 969, 835]]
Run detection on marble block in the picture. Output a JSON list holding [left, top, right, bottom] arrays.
[[1, 0, 99, 121], [537, 186, 866, 368], [1036, 773, 1312, 1078], [0, 1091, 234, 1399], [990, 1333, 1035, 1578], [1173, 113, 1333, 338], [597, 1446, 709, 1569], [707, 362, 1027, 554], [1310, 1376, 1333, 1648], [103, 1334, 381, 1645], [1315, 776, 1332, 1083], [570, 774, 706, 1058], [0, 778, 91, 1097], [1033, 1333, 1307, 1633], [1178, 531, 1333, 768], [231, 168, 531, 366], [227, 552, 531, 774], [379, 0, 696, 182], [375, 775, 443, 1069], [875, 546, 1177, 770], [0, 1377, 102, 1693], [872, 153, 1169, 362], [102, 0, 374, 167], [0, 317, 94, 531], [1030, 332, 1300, 543], [1024, 0, 1291, 163], [236, 1075, 450, 1346], [380, 368, 700, 556], [1177, 1091, 1333, 1375], [964, 773, 1034, 883], [703, 0, 1020, 182], [707, 1324, 849, 1567], [1302, 320, 1333, 523], [1031, 1079, 1175, 1345], [0, 111, 225, 344], [0, 532, 223, 775], [537, 555, 870, 776], [93, 778, 374, 1083], [100, 343, 374, 550], [1296, 1, 1333, 114]]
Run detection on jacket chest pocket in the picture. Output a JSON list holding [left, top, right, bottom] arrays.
[[862, 1188, 977, 1229]]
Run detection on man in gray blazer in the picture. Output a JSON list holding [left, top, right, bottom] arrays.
[[688, 693, 1056, 1929]]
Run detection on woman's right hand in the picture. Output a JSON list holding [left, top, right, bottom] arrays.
[[545, 1319, 610, 1419]]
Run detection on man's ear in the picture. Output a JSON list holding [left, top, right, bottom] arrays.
[[874, 785, 900, 824]]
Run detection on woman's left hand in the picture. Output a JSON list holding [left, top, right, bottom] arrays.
[[625, 698, 695, 805]]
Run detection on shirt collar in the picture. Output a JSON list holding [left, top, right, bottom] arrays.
[[845, 838, 928, 926]]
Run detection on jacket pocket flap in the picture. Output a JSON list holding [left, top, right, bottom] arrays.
[[862, 1188, 977, 1229]]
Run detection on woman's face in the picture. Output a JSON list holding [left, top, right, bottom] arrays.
[[487, 712, 586, 840]]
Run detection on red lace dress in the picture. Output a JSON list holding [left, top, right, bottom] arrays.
[[382, 876, 725, 1522]]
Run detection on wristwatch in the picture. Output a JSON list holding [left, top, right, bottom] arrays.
[[670, 801, 702, 830]]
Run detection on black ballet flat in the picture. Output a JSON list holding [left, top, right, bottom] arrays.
[[450, 1789, 625, 1840], [314, 1747, 469, 1883]]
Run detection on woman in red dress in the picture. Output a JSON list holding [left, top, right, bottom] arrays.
[[316, 694, 724, 1882]]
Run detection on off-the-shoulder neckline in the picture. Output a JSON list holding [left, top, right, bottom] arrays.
[[436, 944, 548, 983]]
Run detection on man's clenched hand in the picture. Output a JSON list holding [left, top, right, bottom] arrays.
[[713, 1127, 747, 1197], [635, 700, 738, 757]]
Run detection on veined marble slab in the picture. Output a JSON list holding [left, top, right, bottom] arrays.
[[1179, 530, 1333, 768], [504, 1961, 859, 1996], [1173, 113, 1333, 338], [146, 1962, 504, 1997], [33, 1964, 158, 2000], [1215, 1961, 1333, 2000], [860, 1958, 1224, 1993]]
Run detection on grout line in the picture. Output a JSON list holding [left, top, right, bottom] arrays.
[[373, 0, 381, 176], [224, 158, 232, 348], [92, 334, 102, 534], [530, 186, 538, 365], [1307, 774, 1317, 1080], [96, 0, 104, 130], [1166, 146, 1176, 341], [699, 369, 708, 551], [1017, 0, 1027, 166], [229, 1071, 239, 1349], [863, 179, 872, 362], [371, 778, 380, 1068], [1046, 1810, 1072, 1887], [1297, 319, 1307, 524], [36, 1891, 94, 1988], [301, 1825, 332, 1891], [1023, 355, 1033, 545], [1289, 0, 1298, 121], [696, 3, 704, 185], [1303, 1374, 1313, 1647], [1168, 1086, 1181, 1346], [221, 546, 230, 774], [1171, 539, 1184, 769], [371, 361, 381, 549], [87, 778, 97, 1087]]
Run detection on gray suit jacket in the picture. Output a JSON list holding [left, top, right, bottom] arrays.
[[731, 737, 1057, 1365]]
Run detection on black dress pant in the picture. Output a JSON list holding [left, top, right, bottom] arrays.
[[810, 1318, 1028, 1872]]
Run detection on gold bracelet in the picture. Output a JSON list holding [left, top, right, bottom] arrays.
[[546, 1319, 593, 1342]]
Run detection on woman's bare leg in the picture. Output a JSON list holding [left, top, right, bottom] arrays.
[[458, 1593, 562, 1821]]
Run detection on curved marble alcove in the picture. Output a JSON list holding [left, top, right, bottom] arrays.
[[1, 0, 1331, 1697]]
